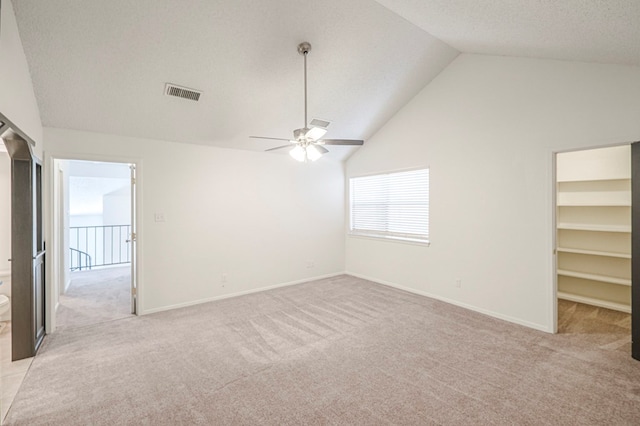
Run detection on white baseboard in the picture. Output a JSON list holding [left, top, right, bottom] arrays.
[[346, 272, 553, 333], [140, 272, 347, 316]]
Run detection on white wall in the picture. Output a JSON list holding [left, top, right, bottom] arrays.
[[346, 54, 640, 332], [103, 186, 130, 226], [69, 214, 103, 227], [0, 0, 42, 151], [45, 128, 346, 315], [68, 175, 129, 224], [67, 160, 130, 227]]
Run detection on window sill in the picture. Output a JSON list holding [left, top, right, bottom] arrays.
[[347, 233, 430, 247]]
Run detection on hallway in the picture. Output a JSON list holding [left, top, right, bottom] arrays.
[[56, 266, 132, 330]]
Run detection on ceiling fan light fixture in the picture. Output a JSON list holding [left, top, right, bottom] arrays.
[[306, 144, 324, 161], [290, 145, 306, 162]]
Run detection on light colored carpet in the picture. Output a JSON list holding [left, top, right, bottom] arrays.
[[5, 275, 640, 425], [56, 266, 132, 330], [558, 299, 632, 353]]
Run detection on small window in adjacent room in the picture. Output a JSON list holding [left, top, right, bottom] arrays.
[[349, 168, 429, 244]]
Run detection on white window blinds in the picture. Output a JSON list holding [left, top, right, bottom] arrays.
[[349, 168, 429, 244]]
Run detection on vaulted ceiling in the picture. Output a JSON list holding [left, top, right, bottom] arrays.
[[12, 0, 640, 160], [375, 0, 640, 65]]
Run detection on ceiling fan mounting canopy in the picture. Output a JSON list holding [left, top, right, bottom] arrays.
[[297, 42, 311, 56], [250, 41, 364, 162]]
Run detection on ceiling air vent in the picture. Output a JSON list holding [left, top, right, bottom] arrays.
[[164, 83, 202, 101]]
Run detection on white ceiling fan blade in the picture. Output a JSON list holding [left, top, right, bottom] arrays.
[[313, 144, 329, 154], [319, 139, 364, 146], [265, 144, 295, 152], [305, 127, 327, 141], [250, 136, 294, 142]]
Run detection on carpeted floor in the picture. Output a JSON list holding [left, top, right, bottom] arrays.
[[56, 266, 133, 330], [557, 299, 631, 352], [5, 275, 640, 425]]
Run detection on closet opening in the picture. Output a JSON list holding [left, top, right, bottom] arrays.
[[555, 145, 631, 354]]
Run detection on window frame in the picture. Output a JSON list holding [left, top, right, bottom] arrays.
[[348, 166, 430, 246]]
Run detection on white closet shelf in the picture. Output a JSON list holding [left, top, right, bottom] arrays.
[[556, 223, 631, 233], [556, 247, 631, 259], [557, 177, 631, 183], [557, 203, 630, 207], [557, 292, 631, 313], [557, 269, 631, 286]]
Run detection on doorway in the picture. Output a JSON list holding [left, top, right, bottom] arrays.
[[555, 145, 632, 353], [53, 159, 137, 330]]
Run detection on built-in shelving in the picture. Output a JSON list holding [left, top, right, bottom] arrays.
[[557, 269, 631, 286], [556, 247, 630, 259], [557, 178, 630, 207], [557, 291, 631, 314], [556, 145, 631, 313], [557, 223, 631, 233]]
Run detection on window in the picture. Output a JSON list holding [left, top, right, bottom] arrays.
[[349, 168, 429, 244]]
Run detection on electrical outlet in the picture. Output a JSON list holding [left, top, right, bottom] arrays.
[[455, 279, 462, 288], [154, 213, 165, 222]]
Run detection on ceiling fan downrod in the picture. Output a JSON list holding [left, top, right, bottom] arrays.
[[298, 42, 311, 130]]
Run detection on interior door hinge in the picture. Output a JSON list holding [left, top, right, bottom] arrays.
[[131, 177, 136, 185], [131, 287, 137, 296]]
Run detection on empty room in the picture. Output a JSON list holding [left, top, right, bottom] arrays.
[[1, 0, 640, 424]]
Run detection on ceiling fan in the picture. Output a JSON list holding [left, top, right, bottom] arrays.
[[250, 42, 364, 162]]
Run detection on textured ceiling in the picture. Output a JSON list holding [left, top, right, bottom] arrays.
[[13, 1, 639, 161], [374, 0, 640, 65], [11, 0, 458, 160]]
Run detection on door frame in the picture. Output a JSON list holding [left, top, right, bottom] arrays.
[[551, 142, 635, 354], [630, 142, 639, 360], [45, 151, 143, 333]]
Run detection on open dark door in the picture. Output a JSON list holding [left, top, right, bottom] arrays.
[[1, 115, 45, 361], [631, 142, 640, 361]]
